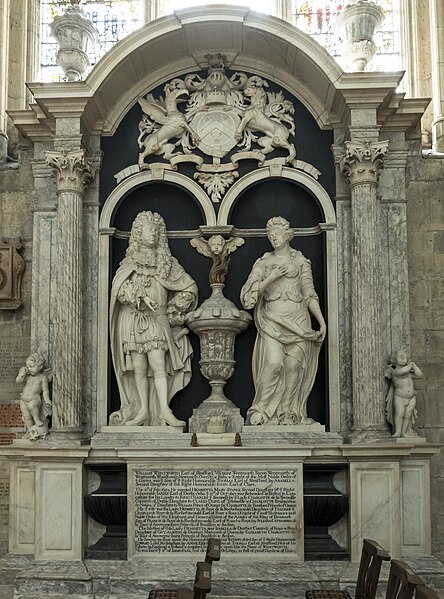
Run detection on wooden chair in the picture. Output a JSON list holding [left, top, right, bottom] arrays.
[[385, 560, 424, 599], [148, 539, 220, 599], [148, 562, 212, 599], [415, 585, 441, 599], [204, 538, 221, 564], [305, 539, 391, 599]]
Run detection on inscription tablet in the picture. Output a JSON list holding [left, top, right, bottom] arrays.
[[133, 468, 300, 554]]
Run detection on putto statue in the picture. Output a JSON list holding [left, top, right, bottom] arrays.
[[385, 349, 423, 438], [240, 217, 326, 426], [16, 353, 52, 440], [109, 211, 197, 427]]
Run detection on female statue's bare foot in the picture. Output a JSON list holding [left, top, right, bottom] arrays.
[[125, 411, 148, 426], [300, 417, 314, 424], [250, 412, 265, 425]]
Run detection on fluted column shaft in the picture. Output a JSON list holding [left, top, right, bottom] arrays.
[[273, 0, 292, 22], [341, 140, 389, 436], [143, 0, 166, 21], [46, 149, 94, 435]]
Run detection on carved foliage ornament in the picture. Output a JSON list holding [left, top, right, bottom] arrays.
[[137, 55, 297, 203], [45, 149, 95, 193], [340, 140, 389, 186]]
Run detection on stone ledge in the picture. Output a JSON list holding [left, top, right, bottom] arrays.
[[2, 557, 443, 599]]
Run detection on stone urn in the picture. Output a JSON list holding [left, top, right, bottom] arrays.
[[335, 0, 385, 71], [50, 0, 99, 81], [187, 283, 251, 433]]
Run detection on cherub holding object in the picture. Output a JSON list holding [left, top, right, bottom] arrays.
[[190, 234, 244, 284], [385, 349, 423, 438], [16, 353, 52, 440]]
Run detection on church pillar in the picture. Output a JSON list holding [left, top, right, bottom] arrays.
[[45, 149, 95, 437], [430, 0, 444, 151], [340, 140, 389, 440], [399, 0, 433, 141], [0, 0, 9, 160], [6, 0, 40, 153], [144, 0, 166, 22], [273, 0, 292, 22]]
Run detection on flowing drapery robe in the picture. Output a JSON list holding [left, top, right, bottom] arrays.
[[241, 248, 321, 424], [109, 257, 197, 425]]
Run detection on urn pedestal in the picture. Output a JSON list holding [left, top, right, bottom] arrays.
[[187, 284, 251, 433]]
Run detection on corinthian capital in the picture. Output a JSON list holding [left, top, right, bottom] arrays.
[[45, 149, 95, 193], [340, 140, 389, 187]]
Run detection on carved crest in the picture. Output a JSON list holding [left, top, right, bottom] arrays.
[[137, 55, 297, 203]]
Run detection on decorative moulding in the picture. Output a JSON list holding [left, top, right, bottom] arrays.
[[0, 238, 25, 310]]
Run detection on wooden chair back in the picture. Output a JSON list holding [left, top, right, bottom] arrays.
[[192, 561, 212, 599], [355, 539, 391, 599], [204, 538, 221, 564], [385, 560, 424, 599], [415, 585, 440, 599]]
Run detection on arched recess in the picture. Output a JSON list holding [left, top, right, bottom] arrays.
[[97, 169, 216, 428], [219, 166, 336, 225], [220, 166, 340, 432]]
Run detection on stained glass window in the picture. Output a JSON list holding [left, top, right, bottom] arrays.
[[40, 0, 144, 81], [292, 0, 401, 71], [40, 0, 401, 81]]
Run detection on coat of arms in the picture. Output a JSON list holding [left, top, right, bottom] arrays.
[[137, 54, 296, 203]]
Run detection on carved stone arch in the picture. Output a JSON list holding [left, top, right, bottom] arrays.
[[99, 169, 216, 229], [218, 166, 336, 226]]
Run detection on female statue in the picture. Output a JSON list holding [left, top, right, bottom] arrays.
[[240, 216, 326, 426], [109, 211, 197, 427]]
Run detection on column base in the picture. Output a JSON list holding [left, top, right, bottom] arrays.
[[48, 427, 88, 444], [347, 425, 391, 444]]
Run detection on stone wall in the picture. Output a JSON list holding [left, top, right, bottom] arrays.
[[406, 144, 444, 562], [0, 148, 34, 556]]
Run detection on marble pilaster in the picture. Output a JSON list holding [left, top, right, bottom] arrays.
[[30, 159, 58, 364], [340, 140, 389, 440], [45, 149, 95, 437], [379, 146, 411, 360]]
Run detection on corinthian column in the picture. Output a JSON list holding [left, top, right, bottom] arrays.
[[45, 149, 95, 437], [340, 140, 389, 440]]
